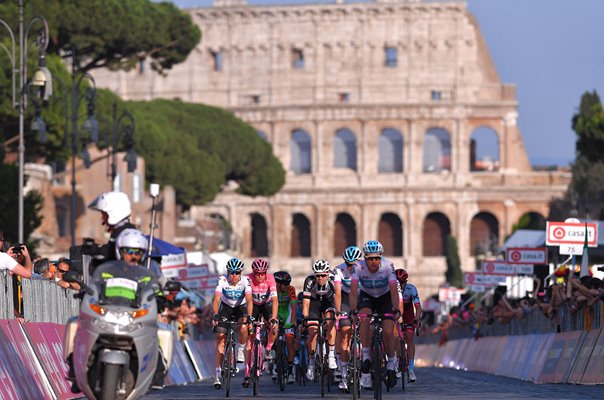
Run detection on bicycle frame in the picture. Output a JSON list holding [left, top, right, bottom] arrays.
[[249, 319, 267, 396], [219, 318, 244, 398], [357, 313, 394, 400], [349, 315, 362, 400]]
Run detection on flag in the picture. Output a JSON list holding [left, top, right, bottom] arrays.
[[580, 223, 589, 278]]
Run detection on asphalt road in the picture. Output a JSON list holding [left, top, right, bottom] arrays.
[[142, 367, 603, 400]]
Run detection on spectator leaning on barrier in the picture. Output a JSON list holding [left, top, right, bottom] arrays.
[[54, 259, 81, 291]]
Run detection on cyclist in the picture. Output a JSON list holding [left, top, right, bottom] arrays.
[[302, 259, 342, 381], [211, 258, 253, 390], [395, 268, 422, 382], [332, 245, 362, 391], [349, 240, 401, 390], [274, 271, 298, 384], [244, 258, 278, 387]]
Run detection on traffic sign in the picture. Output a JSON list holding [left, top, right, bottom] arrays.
[[546, 222, 598, 247], [506, 247, 547, 265]]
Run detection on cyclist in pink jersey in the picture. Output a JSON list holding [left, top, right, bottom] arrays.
[[242, 258, 278, 388]]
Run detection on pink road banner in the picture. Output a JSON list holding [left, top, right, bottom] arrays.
[[22, 322, 82, 399], [0, 319, 54, 399]]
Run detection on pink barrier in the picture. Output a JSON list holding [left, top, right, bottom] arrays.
[[0, 320, 54, 399], [22, 322, 81, 399], [567, 328, 601, 384], [537, 331, 584, 383], [579, 328, 604, 384]]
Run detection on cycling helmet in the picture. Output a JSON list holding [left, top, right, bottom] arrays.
[[115, 228, 148, 260], [363, 240, 384, 256], [312, 259, 330, 274], [88, 191, 131, 226], [343, 246, 363, 263], [251, 258, 269, 273], [396, 268, 408, 283], [274, 271, 292, 286], [226, 258, 244, 273]]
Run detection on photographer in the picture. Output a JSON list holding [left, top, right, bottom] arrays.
[[0, 234, 33, 279]]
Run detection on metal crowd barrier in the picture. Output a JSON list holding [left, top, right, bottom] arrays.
[[21, 278, 80, 324], [0, 271, 15, 319]]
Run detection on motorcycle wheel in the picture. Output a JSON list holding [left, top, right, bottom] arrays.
[[101, 363, 122, 400]]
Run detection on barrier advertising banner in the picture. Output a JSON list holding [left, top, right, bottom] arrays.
[[0, 320, 54, 399], [23, 322, 81, 399]]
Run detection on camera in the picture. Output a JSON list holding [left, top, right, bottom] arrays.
[[12, 243, 24, 254], [597, 266, 604, 272]]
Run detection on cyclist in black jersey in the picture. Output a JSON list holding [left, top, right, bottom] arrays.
[[301, 259, 342, 381]]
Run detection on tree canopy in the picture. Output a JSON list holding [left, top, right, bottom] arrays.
[[549, 91, 604, 220], [21, 0, 201, 73]]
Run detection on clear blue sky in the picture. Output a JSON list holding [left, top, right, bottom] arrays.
[[168, 0, 604, 166]]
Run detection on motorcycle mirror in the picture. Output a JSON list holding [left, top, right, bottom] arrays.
[[164, 280, 181, 292]]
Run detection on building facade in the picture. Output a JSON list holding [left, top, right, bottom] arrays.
[[92, 0, 570, 296]]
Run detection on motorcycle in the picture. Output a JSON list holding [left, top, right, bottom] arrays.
[[63, 260, 174, 400]]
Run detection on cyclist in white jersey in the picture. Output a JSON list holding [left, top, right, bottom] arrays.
[[211, 258, 253, 389], [333, 246, 362, 391], [349, 240, 401, 390]]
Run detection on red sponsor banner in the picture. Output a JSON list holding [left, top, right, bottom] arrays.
[[23, 322, 82, 399], [506, 247, 547, 265], [546, 221, 598, 246], [178, 264, 219, 290], [0, 320, 54, 399]]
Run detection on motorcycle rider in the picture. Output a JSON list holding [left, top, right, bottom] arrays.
[[85, 191, 137, 268]]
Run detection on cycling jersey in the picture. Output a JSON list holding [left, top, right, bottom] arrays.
[[351, 258, 396, 298], [333, 262, 356, 294], [215, 275, 252, 307], [277, 285, 297, 328], [398, 282, 421, 307], [247, 272, 278, 305], [302, 271, 341, 301]]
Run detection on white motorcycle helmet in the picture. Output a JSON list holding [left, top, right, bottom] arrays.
[[115, 229, 148, 260], [88, 191, 132, 226]]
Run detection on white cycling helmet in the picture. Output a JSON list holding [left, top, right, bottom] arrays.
[[115, 229, 148, 260], [88, 191, 132, 226], [312, 259, 331, 274]]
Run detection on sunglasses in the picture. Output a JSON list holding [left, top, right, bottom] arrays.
[[255, 272, 267, 276], [228, 271, 242, 275], [366, 256, 381, 261], [122, 248, 145, 256], [315, 274, 328, 278]]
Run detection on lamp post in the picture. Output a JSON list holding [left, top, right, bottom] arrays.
[[63, 49, 99, 247], [108, 103, 137, 191], [0, 0, 51, 243]]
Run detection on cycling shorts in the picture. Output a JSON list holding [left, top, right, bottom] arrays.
[[358, 290, 393, 317], [337, 291, 351, 329], [252, 301, 273, 322], [307, 297, 335, 321], [214, 302, 247, 334]]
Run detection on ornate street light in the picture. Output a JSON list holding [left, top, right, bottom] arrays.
[[108, 103, 137, 191], [0, 0, 51, 243]]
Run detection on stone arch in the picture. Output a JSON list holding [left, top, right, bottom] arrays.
[[334, 213, 357, 256], [470, 126, 500, 172], [422, 212, 451, 256], [251, 213, 268, 257], [423, 127, 451, 172], [378, 128, 404, 173], [291, 213, 311, 257], [378, 212, 403, 256], [333, 128, 357, 170], [290, 129, 312, 174], [517, 211, 547, 230], [470, 212, 500, 256]]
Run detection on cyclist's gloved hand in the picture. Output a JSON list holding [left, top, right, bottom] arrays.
[[246, 315, 255, 325], [414, 319, 422, 329], [392, 309, 401, 319], [270, 318, 278, 326]]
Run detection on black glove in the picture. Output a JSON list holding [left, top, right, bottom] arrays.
[[270, 318, 279, 326], [392, 309, 401, 319], [212, 313, 220, 322], [246, 315, 255, 325]]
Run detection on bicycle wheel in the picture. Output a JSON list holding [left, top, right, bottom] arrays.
[[372, 337, 382, 400], [351, 335, 361, 400], [277, 340, 286, 391], [251, 340, 260, 396], [299, 343, 308, 386], [399, 339, 407, 391], [224, 338, 234, 398]]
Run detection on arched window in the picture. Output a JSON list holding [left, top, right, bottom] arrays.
[[422, 212, 451, 256], [470, 212, 499, 256], [291, 213, 311, 257], [333, 128, 357, 170], [257, 130, 268, 142], [378, 213, 403, 256], [516, 212, 546, 231], [423, 128, 451, 172], [334, 213, 357, 256], [56, 204, 69, 237], [251, 213, 268, 257], [290, 129, 312, 174], [470, 126, 500, 171], [378, 128, 403, 173]]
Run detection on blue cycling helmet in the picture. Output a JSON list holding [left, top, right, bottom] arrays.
[[343, 246, 363, 263], [363, 240, 384, 256], [226, 258, 244, 273]]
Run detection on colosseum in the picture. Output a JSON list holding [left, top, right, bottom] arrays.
[[92, 0, 570, 296]]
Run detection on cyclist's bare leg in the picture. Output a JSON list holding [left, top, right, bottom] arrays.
[[306, 324, 318, 357], [382, 319, 396, 359], [359, 307, 372, 349], [404, 329, 415, 365], [286, 334, 296, 363], [339, 325, 351, 362], [325, 311, 336, 346], [216, 333, 226, 369], [267, 320, 278, 350], [238, 318, 249, 376]]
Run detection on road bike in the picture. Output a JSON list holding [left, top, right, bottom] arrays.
[[248, 318, 268, 396], [307, 314, 336, 397], [274, 319, 289, 391], [349, 313, 362, 400], [358, 313, 395, 400], [217, 317, 245, 398]]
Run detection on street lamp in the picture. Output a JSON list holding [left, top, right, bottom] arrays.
[[0, 0, 51, 243], [108, 102, 137, 191], [63, 49, 99, 246]]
